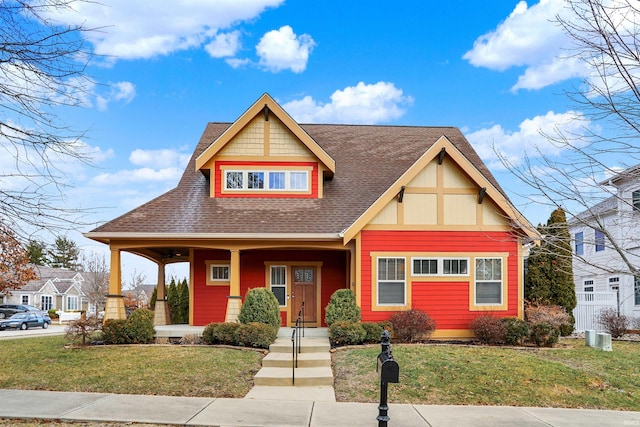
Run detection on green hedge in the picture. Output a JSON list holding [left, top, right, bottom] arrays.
[[329, 321, 366, 346], [202, 322, 277, 349], [101, 308, 155, 345]]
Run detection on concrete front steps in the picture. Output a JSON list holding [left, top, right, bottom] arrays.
[[246, 328, 335, 402]]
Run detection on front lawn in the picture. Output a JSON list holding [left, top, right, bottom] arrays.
[[333, 339, 640, 410], [0, 336, 262, 397]]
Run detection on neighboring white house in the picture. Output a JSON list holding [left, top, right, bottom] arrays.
[[568, 165, 640, 330], [4, 265, 88, 312]]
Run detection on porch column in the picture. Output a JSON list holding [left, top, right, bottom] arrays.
[[104, 248, 126, 322], [225, 249, 242, 322], [153, 262, 171, 326]]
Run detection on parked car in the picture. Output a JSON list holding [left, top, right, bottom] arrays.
[[0, 312, 50, 330], [0, 304, 50, 319]]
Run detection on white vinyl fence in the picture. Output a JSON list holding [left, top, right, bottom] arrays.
[[572, 292, 617, 332]]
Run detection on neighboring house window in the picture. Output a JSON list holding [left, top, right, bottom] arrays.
[[595, 230, 605, 252], [584, 280, 594, 301], [608, 277, 619, 292], [474, 258, 502, 305], [633, 190, 640, 211], [223, 170, 309, 192], [270, 266, 287, 307], [377, 257, 406, 305], [411, 257, 469, 276], [66, 296, 79, 311], [574, 232, 584, 255], [20, 295, 29, 305], [635, 277, 640, 305], [41, 295, 53, 311]]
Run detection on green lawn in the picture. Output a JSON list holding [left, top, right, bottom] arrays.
[[333, 339, 640, 410], [0, 336, 262, 397]]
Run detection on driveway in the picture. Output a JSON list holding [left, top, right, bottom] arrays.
[[0, 324, 66, 340]]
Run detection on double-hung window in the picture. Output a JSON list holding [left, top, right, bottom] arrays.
[[595, 230, 605, 252], [66, 295, 79, 311], [633, 190, 640, 211], [41, 295, 53, 311], [634, 277, 640, 306], [270, 266, 287, 306], [377, 257, 406, 305], [474, 258, 502, 305], [574, 232, 584, 255]]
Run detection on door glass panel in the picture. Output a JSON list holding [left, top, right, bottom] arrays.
[[295, 268, 314, 283]]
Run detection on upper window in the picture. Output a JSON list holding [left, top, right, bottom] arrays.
[[574, 232, 584, 255], [474, 258, 502, 305], [411, 257, 469, 276], [584, 280, 594, 293], [223, 169, 309, 192], [377, 257, 406, 306], [633, 190, 640, 211], [595, 230, 605, 252]]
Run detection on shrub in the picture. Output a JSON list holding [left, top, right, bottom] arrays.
[[390, 309, 436, 342], [237, 322, 278, 348], [65, 316, 102, 346], [48, 309, 59, 319], [202, 323, 217, 345], [179, 334, 202, 345], [598, 307, 629, 338], [470, 315, 505, 344], [202, 322, 242, 345], [529, 322, 559, 347], [126, 308, 155, 344], [501, 318, 529, 345], [325, 289, 361, 326], [238, 288, 281, 329], [361, 322, 384, 343], [525, 304, 572, 335], [101, 319, 129, 344], [329, 321, 366, 346]]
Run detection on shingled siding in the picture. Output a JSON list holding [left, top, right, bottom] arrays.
[[192, 248, 348, 326], [359, 230, 520, 332]]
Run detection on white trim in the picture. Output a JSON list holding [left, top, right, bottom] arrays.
[[474, 257, 503, 306], [411, 257, 470, 277], [376, 257, 407, 306], [270, 265, 287, 307], [222, 168, 310, 192], [84, 232, 342, 240]]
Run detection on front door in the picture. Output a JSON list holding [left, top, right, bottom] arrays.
[[291, 266, 317, 325]]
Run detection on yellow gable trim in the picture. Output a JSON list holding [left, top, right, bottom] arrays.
[[195, 93, 335, 175], [341, 136, 539, 243]]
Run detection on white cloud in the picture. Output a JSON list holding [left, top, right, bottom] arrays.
[[205, 31, 242, 58], [283, 82, 413, 124], [45, 0, 284, 61], [96, 81, 137, 111], [129, 148, 191, 169], [256, 26, 315, 73], [91, 167, 183, 185], [225, 58, 251, 69], [466, 110, 594, 169]]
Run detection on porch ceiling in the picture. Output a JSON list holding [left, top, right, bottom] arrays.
[[127, 246, 191, 264]]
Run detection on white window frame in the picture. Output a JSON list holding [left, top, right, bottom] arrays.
[[20, 295, 29, 305], [41, 295, 53, 311], [270, 265, 287, 307], [66, 295, 79, 311], [574, 231, 584, 255], [474, 258, 503, 306], [411, 257, 470, 277], [210, 264, 230, 282], [223, 169, 309, 192], [377, 257, 406, 306]]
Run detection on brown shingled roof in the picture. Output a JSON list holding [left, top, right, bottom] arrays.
[[89, 123, 507, 236]]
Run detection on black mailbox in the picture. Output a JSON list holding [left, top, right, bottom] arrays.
[[377, 351, 399, 383]]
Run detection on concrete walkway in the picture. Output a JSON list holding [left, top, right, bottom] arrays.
[[0, 389, 638, 426]]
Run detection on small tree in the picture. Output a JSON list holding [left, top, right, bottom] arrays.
[[80, 253, 109, 313], [49, 235, 81, 270], [0, 224, 37, 294], [65, 316, 102, 346], [150, 287, 158, 310], [166, 278, 178, 324], [238, 288, 281, 328], [325, 289, 361, 326]]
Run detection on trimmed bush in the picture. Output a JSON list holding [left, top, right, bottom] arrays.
[[598, 307, 629, 338], [329, 321, 366, 346], [238, 288, 281, 328], [237, 322, 278, 348], [203, 322, 242, 345], [202, 323, 218, 345], [390, 309, 436, 342], [361, 322, 384, 343], [101, 319, 129, 344], [501, 318, 529, 345], [470, 315, 505, 344], [126, 308, 155, 344], [529, 322, 559, 347], [325, 289, 361, 326]]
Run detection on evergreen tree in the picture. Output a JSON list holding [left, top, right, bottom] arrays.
[[166, 278, 178, 324], [150, 286, 157, 310], [525, 208, 577, 334], [177, 279, 189, 324], [26, 240, 48, 265], [49, 236, 80, 269]]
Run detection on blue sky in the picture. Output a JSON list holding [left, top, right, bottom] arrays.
[[7, 0, 613, 282]]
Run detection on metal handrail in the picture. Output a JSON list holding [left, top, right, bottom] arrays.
[[291, 305, 306, 385], [291, 327, 297, 385]]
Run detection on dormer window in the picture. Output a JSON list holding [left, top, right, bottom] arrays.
[[223, 168, 310, 193]]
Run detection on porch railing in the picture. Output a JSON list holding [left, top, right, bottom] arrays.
[[291, 302, 305, 385]]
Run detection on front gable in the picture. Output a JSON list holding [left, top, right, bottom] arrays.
[[343, 136, 537, 242], [195, 94, 335, 199]]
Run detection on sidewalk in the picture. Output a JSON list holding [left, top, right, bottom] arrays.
[[0, 389, 638, 426]]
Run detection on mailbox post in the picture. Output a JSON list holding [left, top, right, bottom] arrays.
[[376, 330, 399, 427]]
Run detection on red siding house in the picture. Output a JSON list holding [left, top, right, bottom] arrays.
[[85, 94, 538, 339]]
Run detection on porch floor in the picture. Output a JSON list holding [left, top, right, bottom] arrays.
[[153, 325, 329, 339]]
